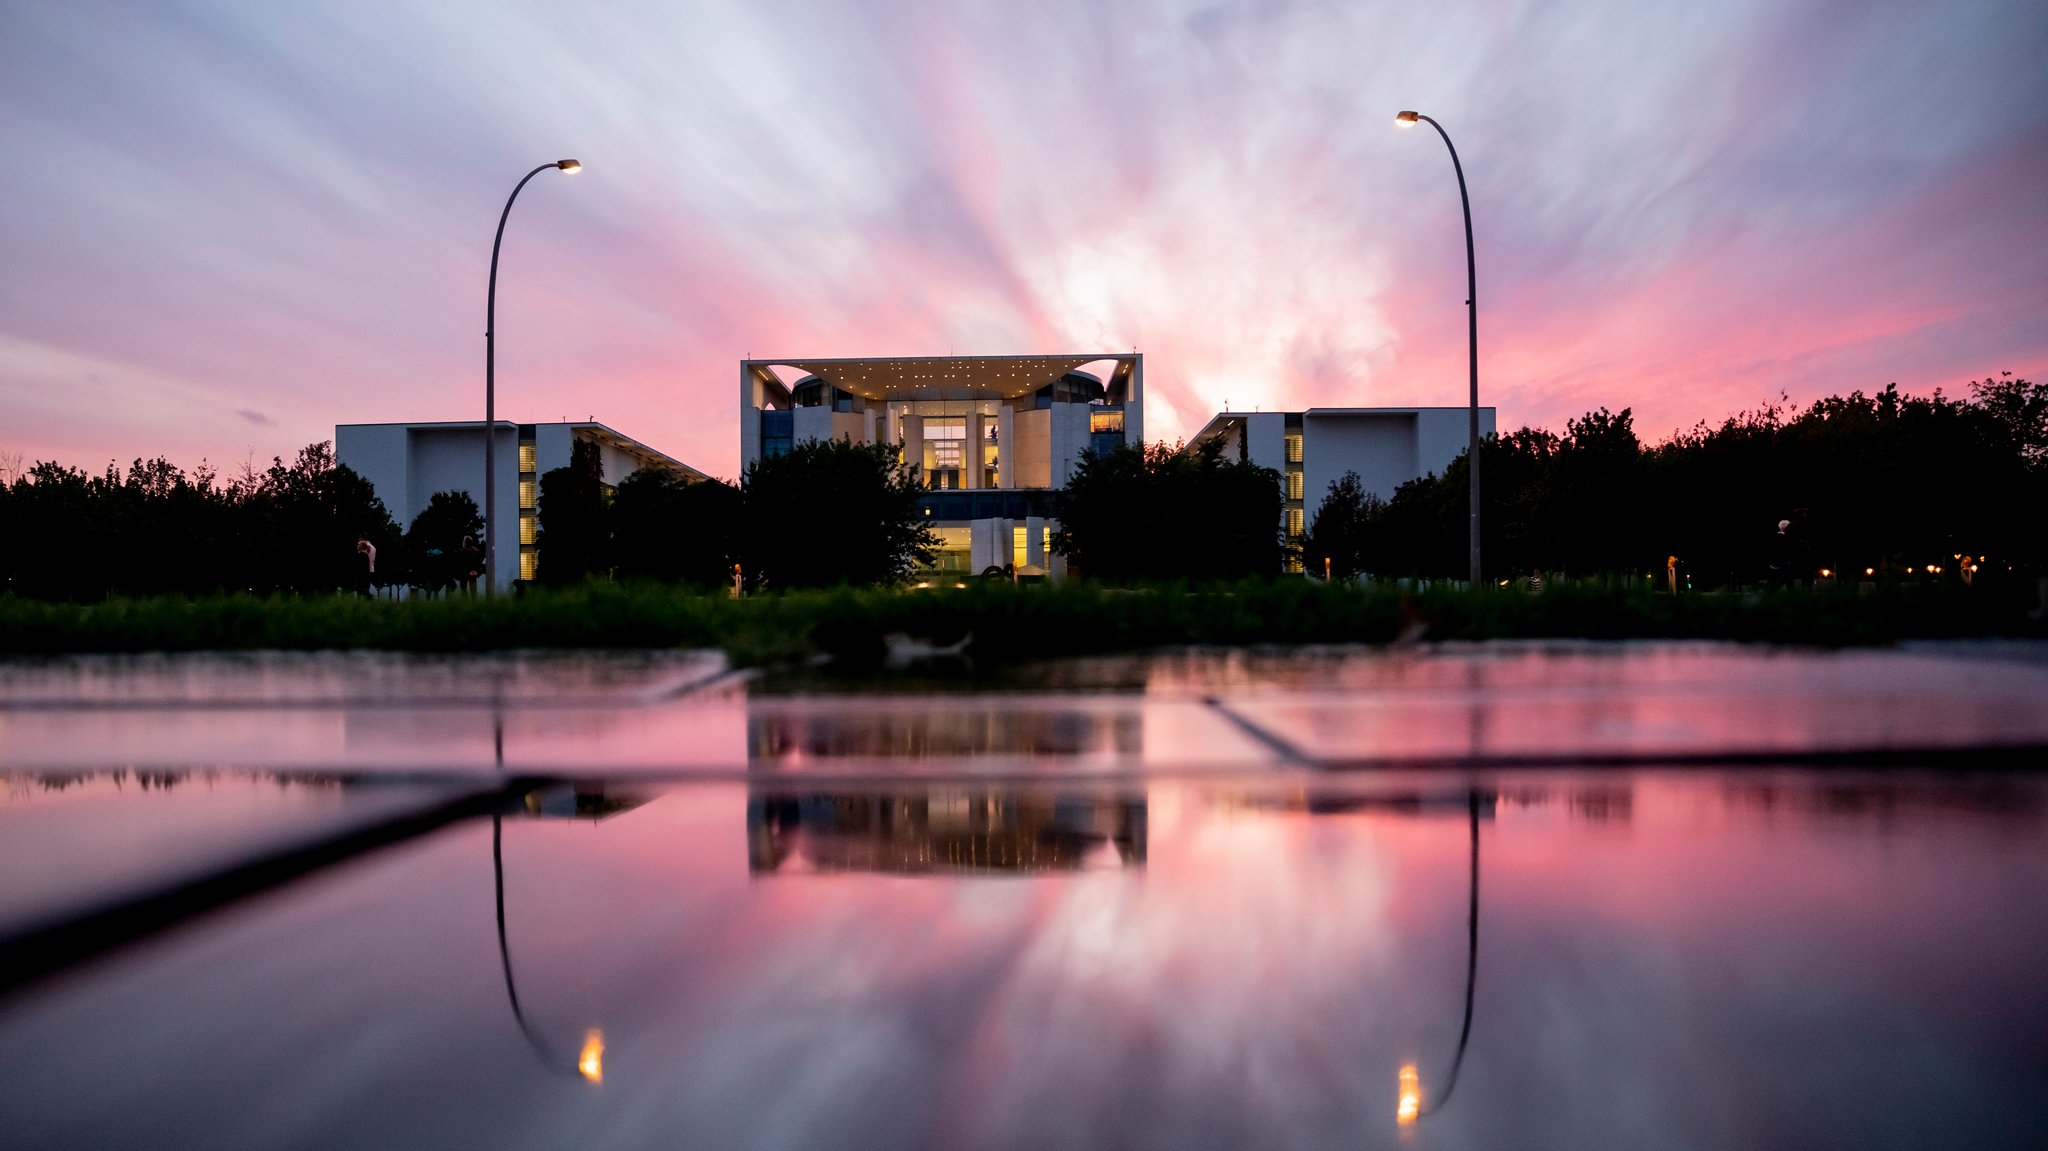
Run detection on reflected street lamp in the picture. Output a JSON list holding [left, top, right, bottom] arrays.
[[493, 809, 603, 1081], [1395, 111, 1481, 586], [484, 159, 580, 595], [1398, 788, 1482, 1124]]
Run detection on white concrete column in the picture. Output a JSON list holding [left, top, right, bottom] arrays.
[[903, 414, 924, 484], [997, 405, 1016, 489], [967, 412, 985, 488]]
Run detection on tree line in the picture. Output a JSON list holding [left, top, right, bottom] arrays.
[[533, 437, 934, 590], [1302, 376, 2047, 586], [3, 375, 2038, 599]]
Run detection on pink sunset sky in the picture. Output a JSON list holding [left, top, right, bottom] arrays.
[[2, 0, 2044, 481]]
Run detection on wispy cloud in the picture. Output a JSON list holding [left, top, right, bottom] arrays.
[[1, 0, 2043, 474]]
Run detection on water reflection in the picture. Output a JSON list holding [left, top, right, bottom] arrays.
[[491, 786, 645, 1079], [6, 770, 2046, 1149], [748, 706, 1143, 760], [748, 787, 1147, 873]]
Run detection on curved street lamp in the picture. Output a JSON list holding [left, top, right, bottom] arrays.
[[484, 159, 580, 596], [1395, 112, 1481, 586]]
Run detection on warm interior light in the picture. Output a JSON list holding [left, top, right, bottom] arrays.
[[1398, 1064, 1422, 1124], [557, 158, 582, 173], [578, 1030, 605, 1082]]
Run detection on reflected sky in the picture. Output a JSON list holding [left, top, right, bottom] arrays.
[[2, 771, 2043, 1150]]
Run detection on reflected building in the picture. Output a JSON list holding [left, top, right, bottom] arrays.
[[510, 783, 649, 822], [749, 787, 1146, 875], [748, 704, 1142, 761], [1223, 786, 1499, 821]]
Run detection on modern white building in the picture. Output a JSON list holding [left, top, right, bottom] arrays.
[[741, 354, 1143, 575], [336, 420, 703, 588], [1192, 407, 1497, 566]]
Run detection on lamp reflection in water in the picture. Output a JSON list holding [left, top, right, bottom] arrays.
[[491, 785, 644, 1081], [1400, 789, 1483, 1125]]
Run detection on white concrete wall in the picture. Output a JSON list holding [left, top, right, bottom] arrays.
[[1012, 408, 1051, 488], [534, 424, 575, 476], [1048, 402, 1093, 486], [1299, 407, 1498, 514], [791, 406, 834, 450], [740, 365, 761, 471], [1301, 412, 1418, 510], [996, 406, 1016, 489], [829, 410, 869, 446], [1244, 412, 1288, 473], [1414, 408, 1493, 480], [1126, 355, 1144, 448], [335, 424, 407, 520]]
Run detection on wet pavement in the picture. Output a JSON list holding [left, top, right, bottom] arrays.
[[1, 642, 2045, 1149]]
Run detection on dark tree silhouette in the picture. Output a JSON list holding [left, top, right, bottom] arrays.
[[740, 439, 935, 589], [1302, 472, 1381, 581], [404, 491, 483, 591], [611, 468, 742, 587], [536, 439, 610, 586], [1053, 439, 1283, 581]]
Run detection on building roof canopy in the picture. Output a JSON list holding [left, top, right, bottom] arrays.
[[748, 353, 1136, 403]]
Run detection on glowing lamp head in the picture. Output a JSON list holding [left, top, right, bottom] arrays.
[[557, 159, 582, 173], [1397, 1064, 1422, 1124], [1396, 110, 1420, 125], [578, 1029, 605, 1083]]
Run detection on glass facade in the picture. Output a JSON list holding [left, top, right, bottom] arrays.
[[923, 417, 966, 489]]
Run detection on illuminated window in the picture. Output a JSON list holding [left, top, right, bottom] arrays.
[[519, 479, 536, 510], [1285, 434, 1303, 464], [518, 443, 537, 473], [1287, 508, 1304, 537], [1089, 409, 1124, 433], [519, 516, 537, 546], [1287, 471, 1304, 500], [1013, 525, 1027, 569], [518, 550, 537, 581], [924, 418, 966, 479]]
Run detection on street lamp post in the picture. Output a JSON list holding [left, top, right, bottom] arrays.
[[1395, 111, 1481, 587], [484, 158, 580, 595]]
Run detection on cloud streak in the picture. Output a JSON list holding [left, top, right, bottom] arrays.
[[1, 0, 2043, 478]]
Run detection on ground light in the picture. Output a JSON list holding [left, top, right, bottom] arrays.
[[484, 158, 580, 595]]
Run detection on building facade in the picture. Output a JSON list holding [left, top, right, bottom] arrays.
[[336, 420, 702, 589], [1192, 407, 1497, 567], [741, 354, 1143, 575]]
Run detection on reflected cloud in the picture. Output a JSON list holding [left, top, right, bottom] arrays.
[[748, 787, 1145, 874]]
